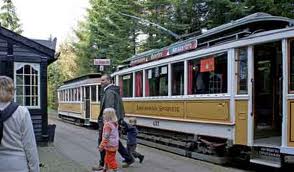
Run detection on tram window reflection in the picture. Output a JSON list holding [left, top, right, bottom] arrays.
[[91, 85, 97, 102], [188, 53, 227, 94], [145, 65, 168, 96], [135, 71, 143, 97], [237, 48, 248, 94], [290, 40, 294, 92], [172, 62, 184, 95], [120, 74, 133, 97]]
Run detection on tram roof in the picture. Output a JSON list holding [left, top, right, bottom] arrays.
[[124, 12, 294, 65], [58, 73, 101, 90]]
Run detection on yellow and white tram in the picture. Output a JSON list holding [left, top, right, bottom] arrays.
[[112, 13, 294, 167], [57, 73, 101, 126]]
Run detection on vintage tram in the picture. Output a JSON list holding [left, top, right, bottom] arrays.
[[111, 13, 294, 167], [57, 73, 101, 126]]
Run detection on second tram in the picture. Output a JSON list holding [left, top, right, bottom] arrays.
[[57, 73, 102, 126]]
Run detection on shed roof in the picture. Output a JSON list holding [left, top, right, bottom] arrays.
[[0, 25, 57, 63]]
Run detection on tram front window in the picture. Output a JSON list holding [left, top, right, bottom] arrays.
[[188, 52, 227, 94]]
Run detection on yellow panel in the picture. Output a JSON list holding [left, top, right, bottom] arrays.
[[186, 100, 229, 121], [90, 103, 100, 121], [124, 102, 135, 114], [125, 101, 184, 118], [288, 101, 294, 147], [58, 103, 82, 114], [235, 100, 248, 145]]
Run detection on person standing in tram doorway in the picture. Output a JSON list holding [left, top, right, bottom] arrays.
[[92, 74, 134, 171], [0, 76, 40, 172]]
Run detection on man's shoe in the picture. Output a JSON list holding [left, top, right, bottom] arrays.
[[139, 155, 144, 163], [121, 159, 134, 168], [92, 165, 104, 171]]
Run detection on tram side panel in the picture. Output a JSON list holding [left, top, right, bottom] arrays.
[[234, 100, 248, 145], [124, 100, 230, 122], [123, 99, 233, 140], [288, 101, 294, 147], [90, 102, 100, 123], [58, 102, 84, 120]]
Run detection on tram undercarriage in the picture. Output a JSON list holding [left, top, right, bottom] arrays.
[[123, 126, 231, 165]]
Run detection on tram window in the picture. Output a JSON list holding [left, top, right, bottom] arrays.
[[135, 71, 143, 97], [237, 48, 248, 94], [120, 74, 133, 97], [146, 65, 168, 96], [81, 87, 84, 101], [290, 40, 294, 92], [91, 85, 97, 102], [98, 85, 102, 101], [172, 62, 184, 95], [188, 53, 227, 94], [77, 88, 80, 101], [70, 89, 72, 101], [66, 90, 69, 101]]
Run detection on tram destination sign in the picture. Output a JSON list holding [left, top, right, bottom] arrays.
[[94, 59, 111, 66], [130, 39, 197, 66]]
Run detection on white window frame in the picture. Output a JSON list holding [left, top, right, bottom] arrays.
[[14, 62, 41, 109]]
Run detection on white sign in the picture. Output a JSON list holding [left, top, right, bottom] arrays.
[[123, 75, 131, 80], [100, 66, 104, 71], [161, 66, 167, 74], [148, 69, 152, 79], [94, 59, 111, 66]]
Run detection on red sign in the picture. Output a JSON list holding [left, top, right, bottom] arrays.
[[200, 57, 215, 72], [130, 39, 197, 66]]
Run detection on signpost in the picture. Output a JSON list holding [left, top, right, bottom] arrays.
[[94, 59, 111, 71]]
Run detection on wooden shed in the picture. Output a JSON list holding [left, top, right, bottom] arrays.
[[0, 26, 57, 142]]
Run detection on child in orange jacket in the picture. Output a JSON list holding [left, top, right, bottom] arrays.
[[99, 108, 119, 172]]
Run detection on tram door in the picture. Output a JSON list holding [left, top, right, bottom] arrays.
[[253, 42, 282, 144], [84, 86, 91, 124]]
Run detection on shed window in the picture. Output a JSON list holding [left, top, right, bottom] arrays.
[[14, 63, 40, 108]]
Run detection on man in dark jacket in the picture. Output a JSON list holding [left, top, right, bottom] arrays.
[[92, 74, 134, 171]]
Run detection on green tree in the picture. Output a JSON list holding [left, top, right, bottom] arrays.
[[244, 0, 294, 18], [73, 0, 142, 74], [72, 0, 294, 76], [0, 0, 22, 33], [48, 41, 78, 109]]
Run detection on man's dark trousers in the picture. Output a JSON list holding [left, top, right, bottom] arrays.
[[98, 127, 133, 166]]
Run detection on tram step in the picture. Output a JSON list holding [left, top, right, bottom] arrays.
[[250, 146, 281, 168], [191, 152, 228, 164], [136, 138, 187, 156], [250, 158, 281, 168]]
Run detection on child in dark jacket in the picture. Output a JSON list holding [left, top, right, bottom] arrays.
[[121, 120, 144, 163]]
